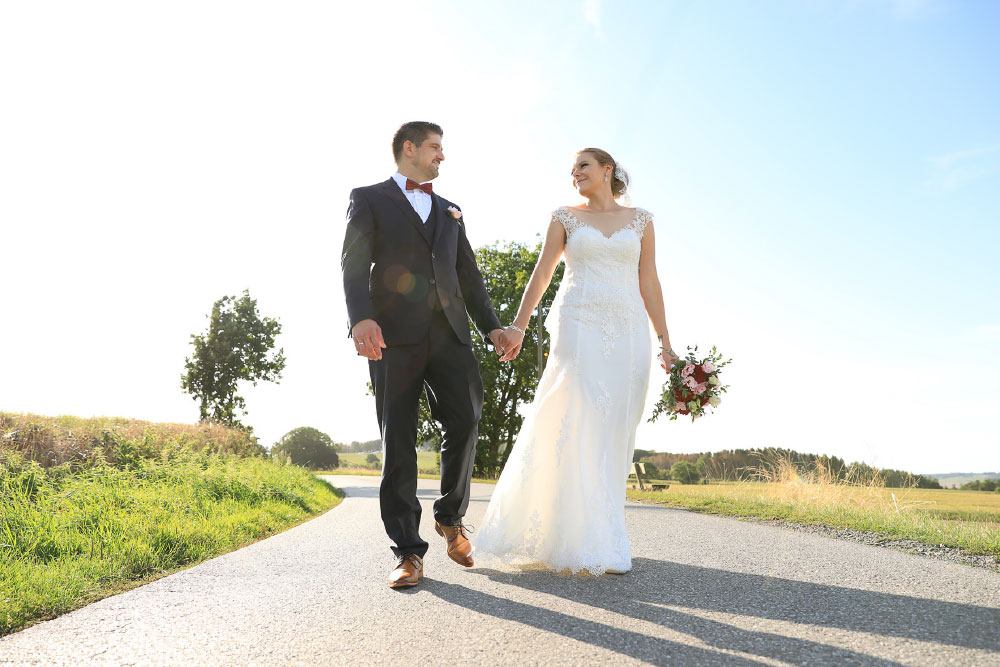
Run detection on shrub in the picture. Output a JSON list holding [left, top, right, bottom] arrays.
[[671, 461, 702, 485], [271, 427, 339, 470]]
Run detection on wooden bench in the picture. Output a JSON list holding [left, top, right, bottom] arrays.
[[628, 462, 669, 491]]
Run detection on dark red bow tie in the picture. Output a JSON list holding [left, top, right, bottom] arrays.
[[405, 178, 433, 195]]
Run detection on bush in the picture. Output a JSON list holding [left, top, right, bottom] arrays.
[[365, 453, 380, 469], [271, 427, 339, 470], [671, 460, 702, 485]]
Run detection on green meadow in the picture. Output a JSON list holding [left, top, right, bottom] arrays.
[[0, 412, 343, 636]]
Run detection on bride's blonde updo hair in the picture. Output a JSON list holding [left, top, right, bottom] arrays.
[[577, 147, 629, 199]]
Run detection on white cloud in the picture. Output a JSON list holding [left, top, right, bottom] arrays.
[[832, 0, 940, 22], [928, 144, 1000, 168], [955, 324, 1000, 343], [923, 143, 1000, 193], [584, 0, 604, 39]]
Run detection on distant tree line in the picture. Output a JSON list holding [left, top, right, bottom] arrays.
[[341, 439, 381, 454], [632, 447, 943, 489], [960, 479, 1000, 492]]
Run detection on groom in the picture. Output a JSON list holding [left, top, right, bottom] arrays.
[[341, 121, 508, 588]]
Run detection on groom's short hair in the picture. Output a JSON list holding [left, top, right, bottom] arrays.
[[393, 121, 444, 161]]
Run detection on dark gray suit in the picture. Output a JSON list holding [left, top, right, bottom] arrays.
[[341, 178, 502, 557]]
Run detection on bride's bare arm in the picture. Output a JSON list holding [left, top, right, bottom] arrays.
[[498, 218, 566, 361], [638, 221, 679, 368]]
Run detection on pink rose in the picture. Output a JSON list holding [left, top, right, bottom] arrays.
[[681, 363, 695, 377], [684, 376, 698, 389], [694, 383, 707, 394], [702, 361, 715, 373], [447, 206, 462, 220]]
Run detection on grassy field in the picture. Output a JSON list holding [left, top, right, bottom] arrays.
[[337, 451, 439, 473], [627, 480, 1000, 558], [1, 413, 344, 636]]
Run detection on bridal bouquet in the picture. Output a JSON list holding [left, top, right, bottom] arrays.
[[649, 345, 731, 422]]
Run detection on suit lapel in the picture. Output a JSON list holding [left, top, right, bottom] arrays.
[[380, 179, 432, 247]]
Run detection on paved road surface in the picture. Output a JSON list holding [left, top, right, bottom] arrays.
[[2, 475, 998, 666]]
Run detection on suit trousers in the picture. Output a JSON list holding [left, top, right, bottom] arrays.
[[368, 306, 484, 558]]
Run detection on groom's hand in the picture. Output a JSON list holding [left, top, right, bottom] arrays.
[[351, 319, 386, 361], [494, 328, 524, 362], [488, 329, 509, 361]]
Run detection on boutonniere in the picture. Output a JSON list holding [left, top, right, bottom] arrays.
[[447, 206, 462, 225]]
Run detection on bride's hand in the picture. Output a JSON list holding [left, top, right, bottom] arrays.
[[659, 348, 679, 372], [499, 327, 525, 362]]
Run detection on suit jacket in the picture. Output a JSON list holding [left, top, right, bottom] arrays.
[[341, 178, 503, 347]]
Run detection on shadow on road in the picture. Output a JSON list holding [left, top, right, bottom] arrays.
[[436, 557, 998, 664], [423, 577, 768, 665]]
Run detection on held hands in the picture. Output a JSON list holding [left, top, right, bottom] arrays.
[[490, 327, 524, 362], [352, 319, 386, 361]]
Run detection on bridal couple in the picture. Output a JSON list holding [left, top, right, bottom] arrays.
[[341, 121, 680, 588]]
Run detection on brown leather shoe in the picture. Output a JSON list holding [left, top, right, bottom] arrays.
[[435, 521, 475, 567], [388, 554, 422, 588]]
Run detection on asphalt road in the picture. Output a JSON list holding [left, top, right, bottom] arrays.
[[2, 474, 998, 666]]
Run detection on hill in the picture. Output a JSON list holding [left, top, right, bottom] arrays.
[[924, 472, 1000, 489]]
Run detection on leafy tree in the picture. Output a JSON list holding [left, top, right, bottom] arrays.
[[470, 240, 564, 478], [671, 460, 702, 484], [361, 240, 563, 478], [633, 449, 656, 462], [271, 427, 339, 470], [365, 453, 380, 468], [181, 290, 285, 429], [696, 453, 710, 480]]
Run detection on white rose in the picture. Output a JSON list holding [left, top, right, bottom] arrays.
[[687, 401, 699, 412], [708, 396, 721, 407], [708, 376, 719, 386]]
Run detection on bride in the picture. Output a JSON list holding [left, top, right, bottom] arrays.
[[475, 148, 679, 575]]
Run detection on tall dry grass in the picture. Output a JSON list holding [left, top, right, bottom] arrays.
[[0, 411, 263, 469], [630, 451, 1000, 558], [747, 453, 914, 514]]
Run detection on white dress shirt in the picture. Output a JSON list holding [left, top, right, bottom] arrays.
[[391, 171, 432, 223]]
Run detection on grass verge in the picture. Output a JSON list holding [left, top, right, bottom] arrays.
[[627, 481, 1000, 560], [1, 446, 343, 636]]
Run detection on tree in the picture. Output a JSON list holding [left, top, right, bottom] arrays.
[[671, 460, 702, 484], [470, 240, 564, 478], [696, 453, 710, 480], [271, 427, 339, 470], [181, 290, 285, 429], [365, 453, 381, 468], [362, 240, 564, 479]]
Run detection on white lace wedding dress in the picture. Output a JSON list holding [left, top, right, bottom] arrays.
[[474, 206, 653, 575]]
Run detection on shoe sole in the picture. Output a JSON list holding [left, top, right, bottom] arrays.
[[388, 579, 420, 588]]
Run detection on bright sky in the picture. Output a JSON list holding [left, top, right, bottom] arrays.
[[2, 1, 997, 474]]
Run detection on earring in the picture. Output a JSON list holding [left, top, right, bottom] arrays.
[[604, 174, 609, 182]]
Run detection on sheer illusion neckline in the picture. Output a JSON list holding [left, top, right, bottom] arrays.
[[565, 206, 639, 240]]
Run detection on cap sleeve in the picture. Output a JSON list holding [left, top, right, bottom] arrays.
[[631, 208, 653, 239], [552, 206, 583, 237]]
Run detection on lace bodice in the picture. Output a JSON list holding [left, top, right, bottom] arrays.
[[546, 206, 653, 356], [552, 206, 652, 243]]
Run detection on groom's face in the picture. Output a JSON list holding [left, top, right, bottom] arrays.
[[405, 133, 445, 181]]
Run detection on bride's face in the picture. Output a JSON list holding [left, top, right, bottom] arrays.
[[571, 153, 612, 196]]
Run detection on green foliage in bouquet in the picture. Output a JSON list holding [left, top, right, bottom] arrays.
[[649, 345, 731, 423]]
